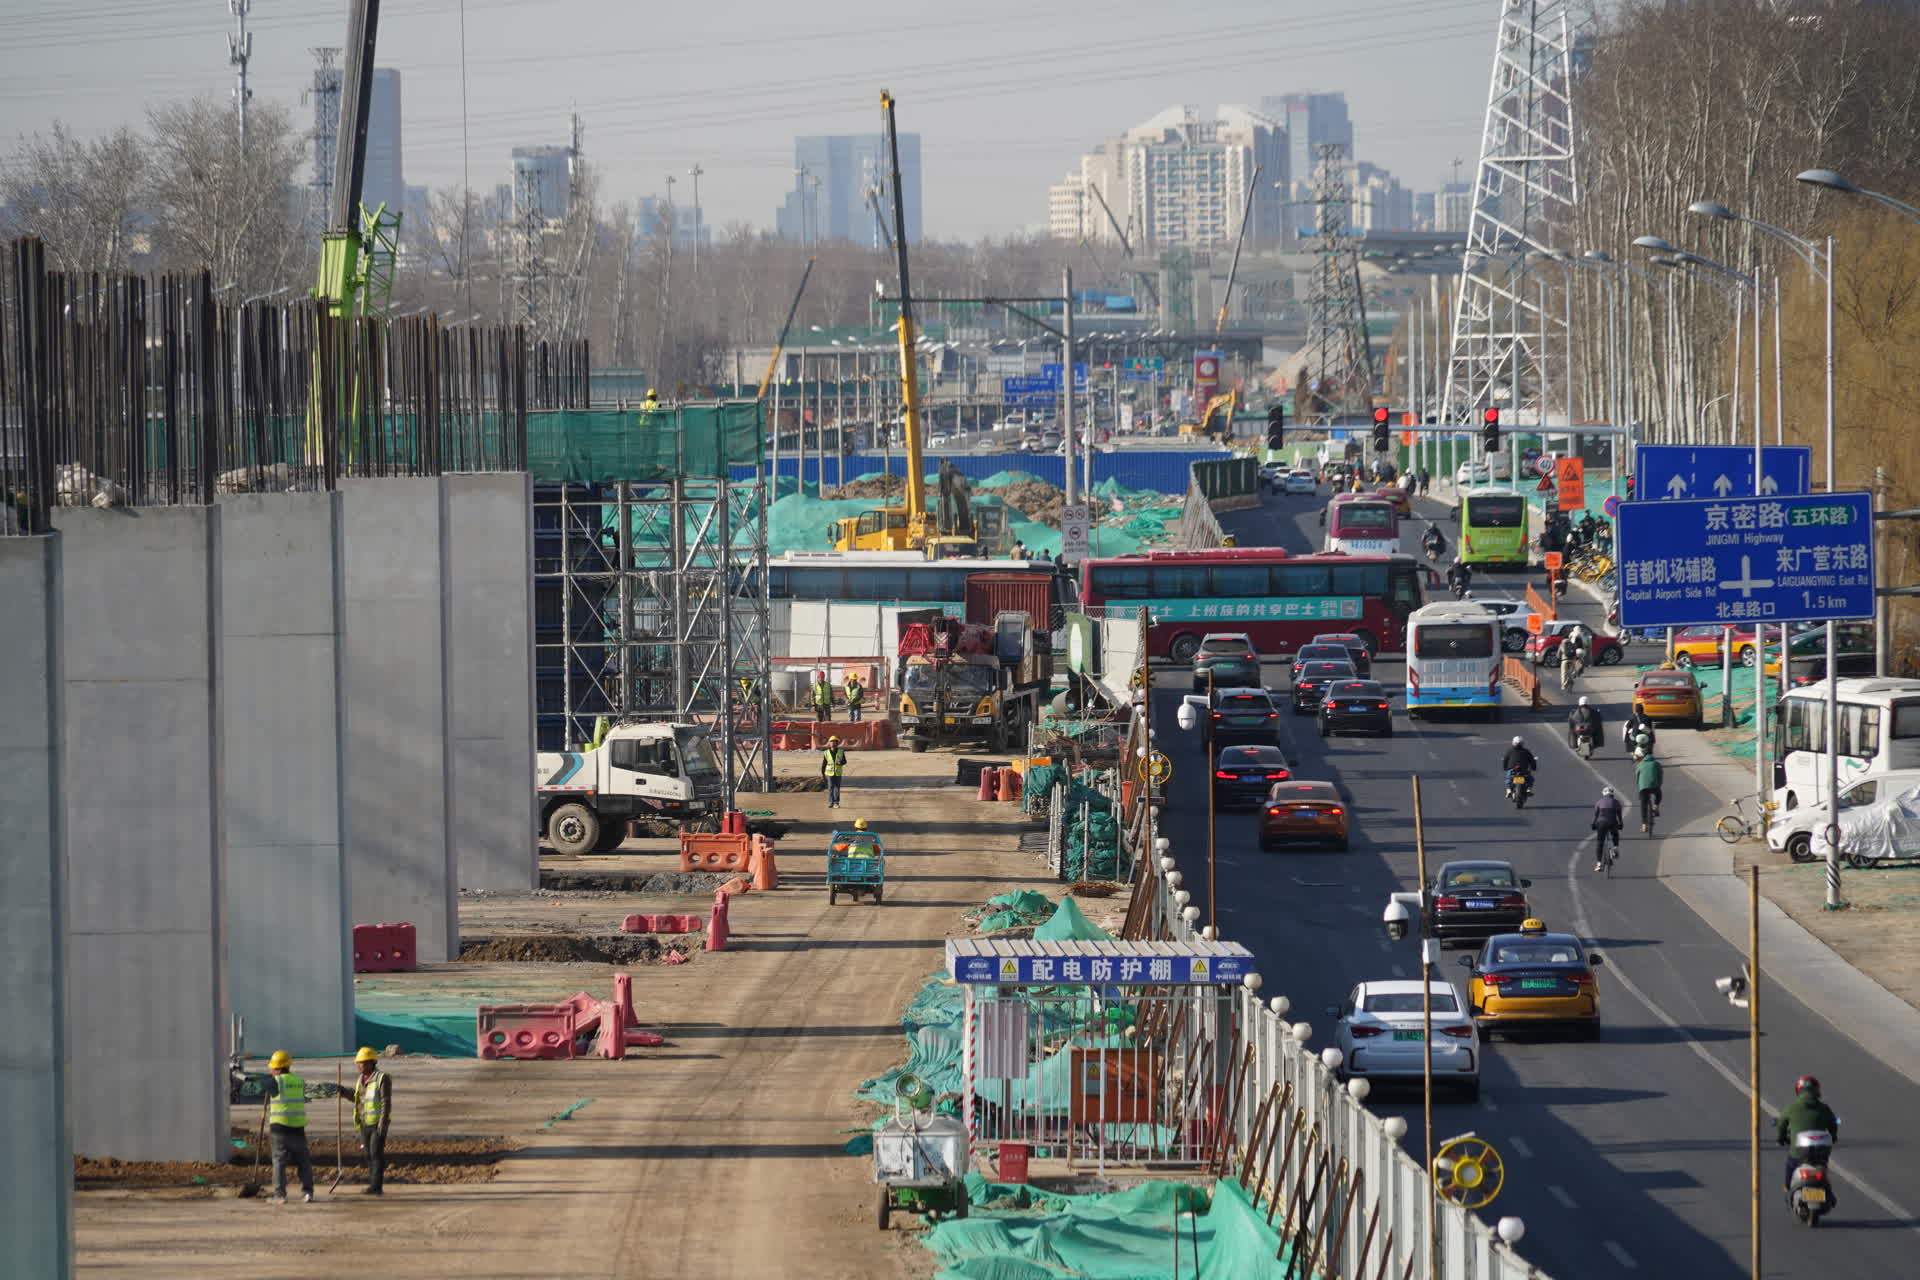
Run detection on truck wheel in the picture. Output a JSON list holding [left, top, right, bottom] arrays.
[[988, 721, 1008, 754], [909, 737, 928, 754], [546, 803, 600, 856], [591, 820, 628, 854]]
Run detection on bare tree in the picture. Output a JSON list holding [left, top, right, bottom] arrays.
[[0, 123, 148, 273], [142, 96, 307, 296]]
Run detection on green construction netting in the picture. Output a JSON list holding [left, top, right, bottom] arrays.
[[923, 1177, 1293, 1278], [525, 402, 762, 483], [352, 1008, 474, 1058], [1061, 774, 1121, 882], [976, 889, 1058, 934], [1032, 895, 1112, 943]]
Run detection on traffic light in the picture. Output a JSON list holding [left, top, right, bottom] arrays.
[[1481, 406, 1501, 454], [1371, 406, 1391, 452], [1266, 403, 1285, 450]]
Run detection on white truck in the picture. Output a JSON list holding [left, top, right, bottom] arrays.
[[535, 722, 725, 854]]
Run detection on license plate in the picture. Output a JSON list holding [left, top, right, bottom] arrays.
[[1800, 1188, 1827, 1204], [1519, 979, 1559, 992], [1466, 899, 1495, 910], [944, 717, 957, 725], [1348, 704, 1370, 711], [1392, 1030, 1423, 1042]]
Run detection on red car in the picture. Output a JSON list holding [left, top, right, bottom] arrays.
[[1258, 780, 1350, 851], [1524, 623, 1623, 667]]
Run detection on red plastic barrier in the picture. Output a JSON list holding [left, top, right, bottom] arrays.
[[679, 831, 753, 873], [706, 889, 731, 952], [476, 1005, 578, 1060], [352, 922, 417, 973], [722, 809, 748, 834], [620, 913, 705, 934], [977, 767, 998, 801], [997, 768, 1022, 803], [749, 835, 779, 891]]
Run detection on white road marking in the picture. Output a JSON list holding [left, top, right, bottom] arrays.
[[1546, 1184, 1577, 1210], [1390, 963, 1407, 977], [1602, 1241, 1638, 1270], [1481, 1092, 1498, 1111], [1507, 1134, 1532, 1159]]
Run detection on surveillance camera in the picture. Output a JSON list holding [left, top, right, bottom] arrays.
[[1383, 898, 1412, 942]]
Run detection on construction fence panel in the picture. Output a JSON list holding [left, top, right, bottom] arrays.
[[527, 402, 763, 483], [729, 448, 1232, 496]]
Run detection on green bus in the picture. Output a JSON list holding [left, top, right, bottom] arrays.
[[1458, 488, 1529, 568]]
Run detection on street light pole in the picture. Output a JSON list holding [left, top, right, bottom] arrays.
[[1412, 775, 1437, 1280]]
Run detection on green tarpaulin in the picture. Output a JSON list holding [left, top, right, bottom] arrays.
[[1033, 895, 1112, 943], [525, 402, 763, 482]]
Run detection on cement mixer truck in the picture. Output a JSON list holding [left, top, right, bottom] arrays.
[[536, 722, 725, 853]]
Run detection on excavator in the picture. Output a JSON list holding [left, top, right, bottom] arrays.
[[830, 91, 978, 560]]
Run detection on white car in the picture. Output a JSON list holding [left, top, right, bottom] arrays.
[[1767, 769, 1920, 863], [928, 432, 954, 449], [1455, 461, 1491, 486], [1464, 597, 1537, 653], [1283, 469, 1318, 495], [1330, 979, 1480, 1100]]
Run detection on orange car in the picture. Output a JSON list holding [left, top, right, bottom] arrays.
[[1374, 486, 1414, 518], [1669, 624, 1758, 669], [1258, 780, 1350, 851], [1632, 668, 1704, 727]]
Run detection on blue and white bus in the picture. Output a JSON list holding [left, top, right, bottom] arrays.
[[1404, 602, 1502, 719]]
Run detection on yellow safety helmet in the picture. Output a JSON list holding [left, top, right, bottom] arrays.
[[853, 818, 869, 831], [1518, 918, 1547, 935], [268, 1050, 292, 1071], [828, 735, 841, 745], [354, 1047, 379, 1065]]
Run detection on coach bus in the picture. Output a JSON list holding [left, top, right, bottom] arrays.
[[1457, 487, 1530, 569], [1079, 548, 1428, 663], [754, 552, 1073, 621], [1773, 677, 1920, 811], [1403, 602, 1503, 718], [1323, 495, 1401, 556]]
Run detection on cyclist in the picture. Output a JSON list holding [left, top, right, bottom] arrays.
[[1592, 785, 1625, 871], [1559, 629, 1585, 691], [1568, 695, 1602, 752], [1636, 751, 1664, 833]]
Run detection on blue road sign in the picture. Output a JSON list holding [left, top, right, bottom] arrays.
[[949, 951, 1252, 986], [1615, 492, 1876, 629], [1636, 445, 1811, 502], [1040, 361, 1089, 390], [1002, 375, 1057, 407]]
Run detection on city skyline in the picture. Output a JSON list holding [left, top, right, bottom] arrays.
[[0, 0, 1490, 242]]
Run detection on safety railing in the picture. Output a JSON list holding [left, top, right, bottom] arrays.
[[1500, 656, 1543, 710]]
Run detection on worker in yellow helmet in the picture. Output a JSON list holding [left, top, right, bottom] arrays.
[[263, 1050, 314, 1203], [352, 1047, 393, 1195], [853, 817, 870, 831], [822, 735, 847, 809]]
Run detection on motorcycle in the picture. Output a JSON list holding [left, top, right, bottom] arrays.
[[1449, 576, 1471, 600], [1572, 724, 1596, 759], [1623, 722, 1655, 756], [1506, 769, 1533, 809], [1786, 1130, 1835, 1227], [1424, 541, 1443, 563]]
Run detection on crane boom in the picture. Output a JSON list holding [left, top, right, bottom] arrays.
[[1085, 182, 1160, 307], [315, 0, 381, 315], [881, 89, 928, 528], [755, 256, 815, 401], [1214, 163, 1261, 334]]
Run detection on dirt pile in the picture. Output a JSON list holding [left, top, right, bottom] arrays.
[[823, 474, 906, 500], [996, 478, 1064, 526], [459, 934, 696, 964], [77, 1132, 513, 1193]]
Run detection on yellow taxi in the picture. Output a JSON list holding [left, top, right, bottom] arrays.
[[1632, 667, 1704, 728], [1374, 485, 1414, 518], [1669, 624, 1758, 669], [1457, 920, 1603, 1039]]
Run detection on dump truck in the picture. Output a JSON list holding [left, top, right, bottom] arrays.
[[536, 722, 725, 854], [895, 614, 1051, 754]]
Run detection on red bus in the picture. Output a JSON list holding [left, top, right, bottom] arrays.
[[1080, 548, 1428, 662]]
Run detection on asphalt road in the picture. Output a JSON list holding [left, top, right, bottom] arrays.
[[1152, 483, 1920, 1278]]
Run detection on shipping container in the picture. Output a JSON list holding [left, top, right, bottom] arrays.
[[964, 572, 1054, 630]]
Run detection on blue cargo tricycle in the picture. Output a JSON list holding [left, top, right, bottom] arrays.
[[827, 829, 886, 905]]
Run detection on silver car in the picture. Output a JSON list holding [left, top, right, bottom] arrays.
[[1330, 979, 1480, 1100]]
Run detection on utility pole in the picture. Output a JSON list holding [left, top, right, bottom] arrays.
[[688, 163, 704, 275], [228, 0, 254, 148], [1061, 267, 1077, 506]]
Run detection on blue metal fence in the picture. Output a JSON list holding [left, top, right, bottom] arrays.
[[731, 449, 1228, 496]]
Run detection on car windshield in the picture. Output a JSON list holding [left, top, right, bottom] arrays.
[[1489, 942, 1582, 966], [1465, 495, 1525, 527], [1333, 503, 1395, 531], [1642, 673, 1695, 689], [1314, 635, 1361, 648], [1416, 624, 1495, 660], [1296, 645, 1346, 663], [1221, 693, 1270, 710], [1331, 681, 1381, 696], [674, 728, 721, 776], [1200, 636, 1252, 656], [1442, 866, 1517, 889], [1219, 746, 1283, 765], [1301, 662, 1352, 678], [903, 663, 997, 697], [1365, 992, 1460, 1015]]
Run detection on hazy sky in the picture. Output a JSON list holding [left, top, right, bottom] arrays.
[[0, 0, 1496, 240]]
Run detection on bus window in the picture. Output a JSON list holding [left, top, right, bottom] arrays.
[[1093, 565, 1152, 599], [1465, 494, 1525, 527], [1840, 705, 1881, 760], [1274, 564, 1332, 596], [1415, 623, 1495, 659], [1150, 565, 1205, 598], [1331, 564, 1389, 597], [1210, 565, 1270, 596], [1893, 700, 1920, 741], [1385, 564, 1423, 612]]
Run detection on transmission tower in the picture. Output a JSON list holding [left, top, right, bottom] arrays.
[[305, 49, 342, 233], [1299, 143, 1374, 425], [227, 0, 253, 147], [513, 162, 548, 336], [1441, 0, 1582, 425]]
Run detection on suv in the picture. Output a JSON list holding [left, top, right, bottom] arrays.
[[1428, 860, 1533, 947], [1465, 598, 1538, 654], [1193, 632, 1262, 690], [1311, 632, 1373, 678], [1207, 686, 1283, 745]]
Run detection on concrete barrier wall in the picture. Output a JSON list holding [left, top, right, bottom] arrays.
[[444, 474, 538, 891], [0, 536, 71, 1274], [341, 478, 457, 962], [218, 493, 353, 1054], [56, 508, 227, 1162]]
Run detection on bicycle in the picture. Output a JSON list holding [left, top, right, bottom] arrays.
[[1640, 789, 1661, 837], [1596, 827, 1621, 877], [1715, 794, 1778, 844]]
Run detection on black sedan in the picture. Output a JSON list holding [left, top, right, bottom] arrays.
[[1428, 860, 1533, 948], [1288, 642, 1353, 684], [1212, 744, 1291, 807], [1209, 687, 1283, 745], [1290, 659, 1356, 714], [1318, 679, 1394, 738]]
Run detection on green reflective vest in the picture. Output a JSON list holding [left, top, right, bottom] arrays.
[[270, 1073, 307, 1129], [354, 1071, 388, 1127], [844, 678, 864, 701], [822, 746, 847, 777], [811, 681, 833, 707]]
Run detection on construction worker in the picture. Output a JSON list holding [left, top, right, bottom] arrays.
[[264, 1050, 314, 1204], [352, 1047, 393, 1195], [822, 735, 848, 808], [844, 670, 866, 723], [810, 672, 835, 723]]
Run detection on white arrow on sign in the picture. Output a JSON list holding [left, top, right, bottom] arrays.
[[1665, 474, 1688, 498], [1761, 474, 1779, 495], [1713, 474, 1734, 497]]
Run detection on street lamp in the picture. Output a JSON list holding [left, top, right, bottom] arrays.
[[1797, 168, 1920, 227], [1174, 680, 1218, 935]]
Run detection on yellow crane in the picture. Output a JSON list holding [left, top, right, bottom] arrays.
[[831, 90, 977, 558]]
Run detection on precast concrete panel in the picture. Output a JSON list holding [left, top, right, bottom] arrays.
[[0, 536, 71, 1276], [55, 507, 226, 1163], [218, 493, 352, 1054], [443, 473, 538, 890], [340, 478, 456, 961]]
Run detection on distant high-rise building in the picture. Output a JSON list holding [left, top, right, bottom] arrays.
[[1350, 162, 1413, 232], [1435, 182, 1473, 233], [774, 133, 922, 246], [635, 196, 709, 251], [512, 145, 572, 222], [1048, 175, 1088, 240], [1056, 106, 1285, 253], [1260, 92, 1353, 241], [363, 69, 404, 217]]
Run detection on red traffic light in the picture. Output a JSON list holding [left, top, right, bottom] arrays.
[[1483, 407, 1500, 425], [1373, 406, 1390, 424]]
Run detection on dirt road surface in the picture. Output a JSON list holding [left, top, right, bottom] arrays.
[[75, 752, 1050, 1279]]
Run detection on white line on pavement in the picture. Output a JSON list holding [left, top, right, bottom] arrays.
[[1602, 1240, 1638, 1269], [1507, 1134, 1532, 1159], [1546, 1184, 1577, 1209], [1391, 963, 1407, 977]]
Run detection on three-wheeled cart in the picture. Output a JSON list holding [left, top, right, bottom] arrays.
[[827, 829, 886, 905]]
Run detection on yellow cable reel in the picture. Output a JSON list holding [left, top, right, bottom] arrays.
[[1432, 1132, 1505, 1209], [1137, 751, 1173, 784]]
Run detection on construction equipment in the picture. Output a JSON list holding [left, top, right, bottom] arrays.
[[1085, 183, 1161, 309], [535, 722, 726, 854], [312, 0, 397, 319], [873, 1072, 969, 1230], [1214, 163, 1261, 333], [755, 256, 817, 401], [831, 91, 978, 559], [1182, 388, 1239, 439], [895, 611, 1050, 754]]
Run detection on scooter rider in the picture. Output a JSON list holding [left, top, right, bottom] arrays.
[[1422, 523, 1447, 560], [1446, 557, 1472, 598], [1502, 735, 1537, 795], [1776, 1075, 1840, 1205], [1568, 695, 1602, 750], [1623, 705, 1657, 755]]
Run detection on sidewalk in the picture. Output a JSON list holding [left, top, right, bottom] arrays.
[[1539, 572, 1920, 1088]]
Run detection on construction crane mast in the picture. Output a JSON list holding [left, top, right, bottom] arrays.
[[313, 0, 392, 317]]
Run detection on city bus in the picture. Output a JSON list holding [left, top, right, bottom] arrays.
[[1403, 602, 1503, 719], [755, 552, 1073, 622], [1457, 487, 1530, 569], [1772, 677, 1920, 811], [1079, 548, 1428, 663], [1323, 496, 1401, 556]]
